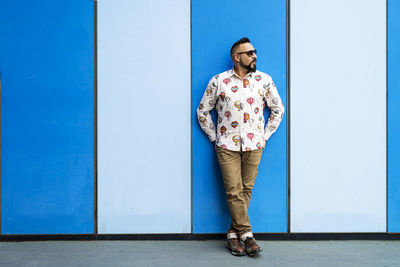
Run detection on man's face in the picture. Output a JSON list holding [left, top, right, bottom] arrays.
[[236, 43, 257, 72]]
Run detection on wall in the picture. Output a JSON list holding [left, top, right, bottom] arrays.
[[97, 0, 191, 233], [290, 0, 386, 232], [0, 0, 399, 236], [0, 0, 94, 234], [192, 0, 287, 234], [388, 0, 400, 233]]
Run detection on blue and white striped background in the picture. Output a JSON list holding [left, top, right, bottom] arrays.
[[0, 0, 399, 234]]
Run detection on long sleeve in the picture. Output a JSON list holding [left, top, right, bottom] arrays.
[[197, 76, 218, 142], [264, 78, 285, 141]]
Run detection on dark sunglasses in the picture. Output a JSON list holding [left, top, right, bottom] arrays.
[[237, 50, 257, 56]]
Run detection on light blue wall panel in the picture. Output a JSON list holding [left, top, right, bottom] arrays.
[[98, 0, 191, 233], [389, 0, 400, 233], [291, 0, 386, 232], [192, 0, 287, 233], [0, 1, 94, 234]]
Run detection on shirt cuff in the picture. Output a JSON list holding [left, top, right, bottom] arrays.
[[264, 130, 273, 142], [208, 134, 216, 142]]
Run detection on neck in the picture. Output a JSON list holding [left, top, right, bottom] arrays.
[[234, 65, 250, 79]]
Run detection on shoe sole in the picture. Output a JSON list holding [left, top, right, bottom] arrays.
[[226, 245, 246, 256]]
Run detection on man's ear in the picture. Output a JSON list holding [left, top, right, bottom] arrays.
[[232, 53, 240, 63]]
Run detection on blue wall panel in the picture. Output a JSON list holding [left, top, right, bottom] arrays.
[[0, 1, 94, 234], [97, 0, 191, 234], [389, 0, 400, 233], [192, 0, 287, 233]]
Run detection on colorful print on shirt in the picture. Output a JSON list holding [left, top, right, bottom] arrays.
[[197, 68, 285, 151]]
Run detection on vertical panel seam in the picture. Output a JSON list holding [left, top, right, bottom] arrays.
[[0, 72, 2, 234], [287, 0, 291, 234], [190, 0, 193, 235], [386, 0, 389, 234], [94, 0, 98, 235]]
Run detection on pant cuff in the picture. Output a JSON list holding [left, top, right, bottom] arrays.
[[240, 231, 253, 241], [227, 232, 238, 239]]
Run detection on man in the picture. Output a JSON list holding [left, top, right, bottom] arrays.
[[197, 37, 285, 256]]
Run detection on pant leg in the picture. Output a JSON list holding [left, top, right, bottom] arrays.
[[241, 149, 263, 210], [226, 149, 263, 234], [215, 145, 251, 236]]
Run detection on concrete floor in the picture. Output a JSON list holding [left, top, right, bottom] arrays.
[[0, 240, 400, 267]]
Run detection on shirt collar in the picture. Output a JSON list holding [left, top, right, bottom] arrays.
[[229, 68, 255, 79]]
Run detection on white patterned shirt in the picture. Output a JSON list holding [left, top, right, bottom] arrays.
[[197, 68, 284, 151]]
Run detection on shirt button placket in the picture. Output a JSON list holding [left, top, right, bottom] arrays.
[[240, 80, 244, 150]]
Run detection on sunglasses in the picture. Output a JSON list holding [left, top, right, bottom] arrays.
[[237, 50, 257, 56]]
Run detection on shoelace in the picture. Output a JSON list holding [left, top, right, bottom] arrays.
[[230, 238, 240, 247], [246, 238, 256, 246]]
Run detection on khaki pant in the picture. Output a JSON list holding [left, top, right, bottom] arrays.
[[215, 145, 263, 237]]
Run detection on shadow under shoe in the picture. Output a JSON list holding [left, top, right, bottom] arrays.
[[243, 237, 263, 257], [226, 238, 246, 256]]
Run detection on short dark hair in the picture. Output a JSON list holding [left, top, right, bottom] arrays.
[[230, 37, 251, 58]]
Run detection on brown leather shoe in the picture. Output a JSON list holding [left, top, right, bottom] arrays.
[[243, 237, 263, 256], [226, 238, 246, 256]]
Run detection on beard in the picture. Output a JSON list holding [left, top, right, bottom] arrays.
[[240, 59, 257, 72]]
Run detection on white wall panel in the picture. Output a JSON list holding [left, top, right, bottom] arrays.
[[291, 0, 386, 232], [98, 0, 190, 233]]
